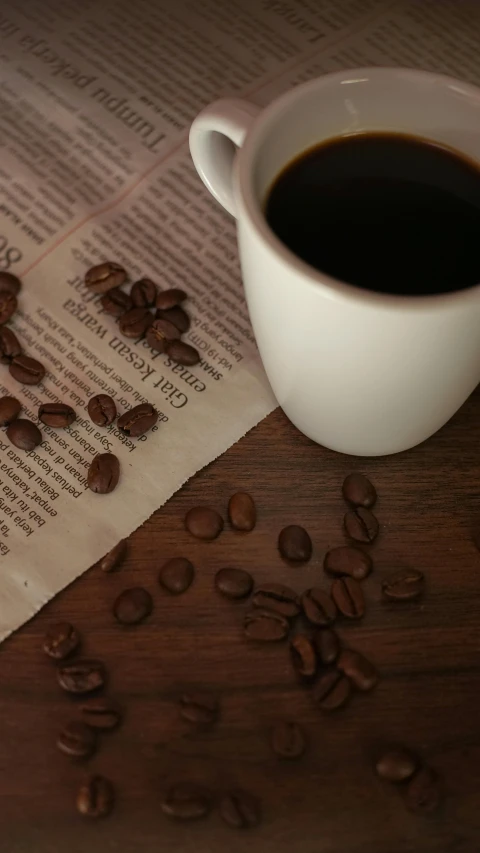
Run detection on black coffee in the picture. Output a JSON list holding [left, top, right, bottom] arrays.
[[265, 133, 480, 295]]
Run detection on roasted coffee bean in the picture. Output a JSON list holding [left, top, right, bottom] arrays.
[[161, 783, 211, 820], [117, 402, 158, 437], [290, 633, 317, 680], [87, 453, 120, 494], [159, 557, 194, 595], [331, 577, 365, 619], [146, 317, 180, 352], [97, 539, 127, 572], [57, 721, 96, 759], [337, 649, 378, 691], [271, 721, 306, 759], [382, 568, 424, 600], [253, 583, 300, 618], [76, 775, 114, 818], [278, 524, 312, 562], [157, 305, 190, 333], [0, 326, 21, 363], [219, 790, 261, 829], [185, 506, 223, 540], [342, 473, 377, 508], [0, 395, 21, 426], [113, 587, 152, 625], [9, 354, 45, 385], [405, 767, 441, 813], [43, 621, 80, 660], [313, 668, 351, 711], [57, 659, 105, 694], [88, 394, 117, 427], [118, 306, 153, 338], [245, 608, 289, 641], [228, 492, 256, 531], [0, 290, 17, 324], [85, 261, 126, 294], [100, 286, 132, 316], [215, 567, 253, 600], [179, 693, 219, 725], [6, 418, 42, 451], [301, 588, 337, 626], [164, 339, 200, 366], [38, 402, 76, 428], [314, 628, 340, 665], [131, 277, 157, 307], [344, 507, 379, 543], [80, 697, 122, 731], [324, 545, 372, 581], [375, 747, 418, 782], [0, 271, 21, 295], [156, 287, 187, 310]]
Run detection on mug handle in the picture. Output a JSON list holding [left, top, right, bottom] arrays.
[[189, 98, 261, 217]]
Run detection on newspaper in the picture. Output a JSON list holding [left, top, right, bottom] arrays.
[[0, 0, 479, 641]]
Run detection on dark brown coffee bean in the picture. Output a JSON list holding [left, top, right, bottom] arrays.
[[0, 271, 21, 295], [228, 492, 256, 531], [278, 525, 312, 562], [9, 354, 45, 385], [161, 783, 211, 820], [185, 506, 223, 540], [85, 261, 126, 294], [314, 628, 340, 665], [6, 418, 42, 451], [344, 507, 379, 543], [0, 326, 21, 363], [301, 588, 337, 626], [87, 453, 120, 494], [375, 747, 418, 782], [117, 402, 158, 437], [57, 659, 105, 694], [77, 775, 114, 818], [113, 587, 152, 625], [271, 721, 306, 759], [0, 395, 21, 426], [215, 567, 253, 600], [219, 790, 261, 829], [157, 305, 190, 333], [88, 394, 117, 427], [156, 288, 187, 310], [324, 545, 372, 581], [164, 339, 200, 365], [0, 290, 17, 324], [337, 649, 378, 691], [146, 317, 181, 352], [131, 277, 157, 307], [80, 697, 122, 731], [179, 693, 219, 725], [290, 633, 317, 680], [331, 577, 365, 619], [405, 767, 441, 813], [118, 306, 153, 338], [159, 557, 194, 595], [57, 721, 96, 759], [313, 668, 351, 711], [96, 539, 127, 572], [100, 286, 132, 316], [253, 583, 300, 618], [342, 473, 377, 508], [38, 402, 76, 428], [245, 608, 289, 642], [382, 568, 424, 600], [43, 622, 80, 660]]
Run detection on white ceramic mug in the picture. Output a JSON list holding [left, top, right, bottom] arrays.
[[189, 68, 480, 456]]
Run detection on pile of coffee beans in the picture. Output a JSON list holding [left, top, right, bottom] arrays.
[[375, 745, 441, 813]]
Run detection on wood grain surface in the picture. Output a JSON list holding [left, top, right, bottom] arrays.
[[1, 397, 480, 853]]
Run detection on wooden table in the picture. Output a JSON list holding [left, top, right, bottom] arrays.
[[1, 398, 479, 853]]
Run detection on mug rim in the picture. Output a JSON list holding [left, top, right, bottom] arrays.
[[236, 66, 480, 309]]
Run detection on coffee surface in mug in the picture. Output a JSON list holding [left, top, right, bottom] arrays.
[[265, 132, 480, 296]]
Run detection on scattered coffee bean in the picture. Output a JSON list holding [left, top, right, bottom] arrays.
[[43, 621, 80, 660], [118, 306, 153, 338], [159, 557, 194, 595], [164, 339, 200, 365], [301, 588, 337, 626], [290, 633, 317, 680], [313, 668, 351, 711], [382, 568, 424, 600], [113, 587, 152, 625], [156, 288, 187, 310], [0, 326, 21, 363], [342, 473, 377, 508], [331, 577, 365, 619], [80, 697, 122, 731], [252, 583, 300, 618], [278, 525, 312, 562], [57, 659, 105, 694], [185, 506, 223, 540], [57, 721, 96, 759], [228, 492, 256, 532], [179, 693, 219, 725], [146, 317, 181, 352], [85, 261, 126, 294], [88, 394, 117, 427], [314, 628, 340, 665], [117, 403, 158, 437], [96, 539, 127, 572], [337, 649, 378, 691], [100, 286, 132, 316], [375, 747, 418, 782], [0, 290, 17, 324], [9, 353, 45, 385], [87, 453, 120, 494], [131, 277, 157, 307], [157, 305, 190, 333], [245, 608, 289, 641], [324, 545, 372, 581], [344, 507, 379, 543], [405, 767, 441, 813], [76, 775, 114, 818], [38, 402, 76, 428], [271, 721, 306, 759], [6, 418, 42, 451], [219, 790, 261, 829], [0, 271, 21, 295], [161, 783, 211, 820], [0, 395, 21, 426], [215, 567, 253, 599]]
